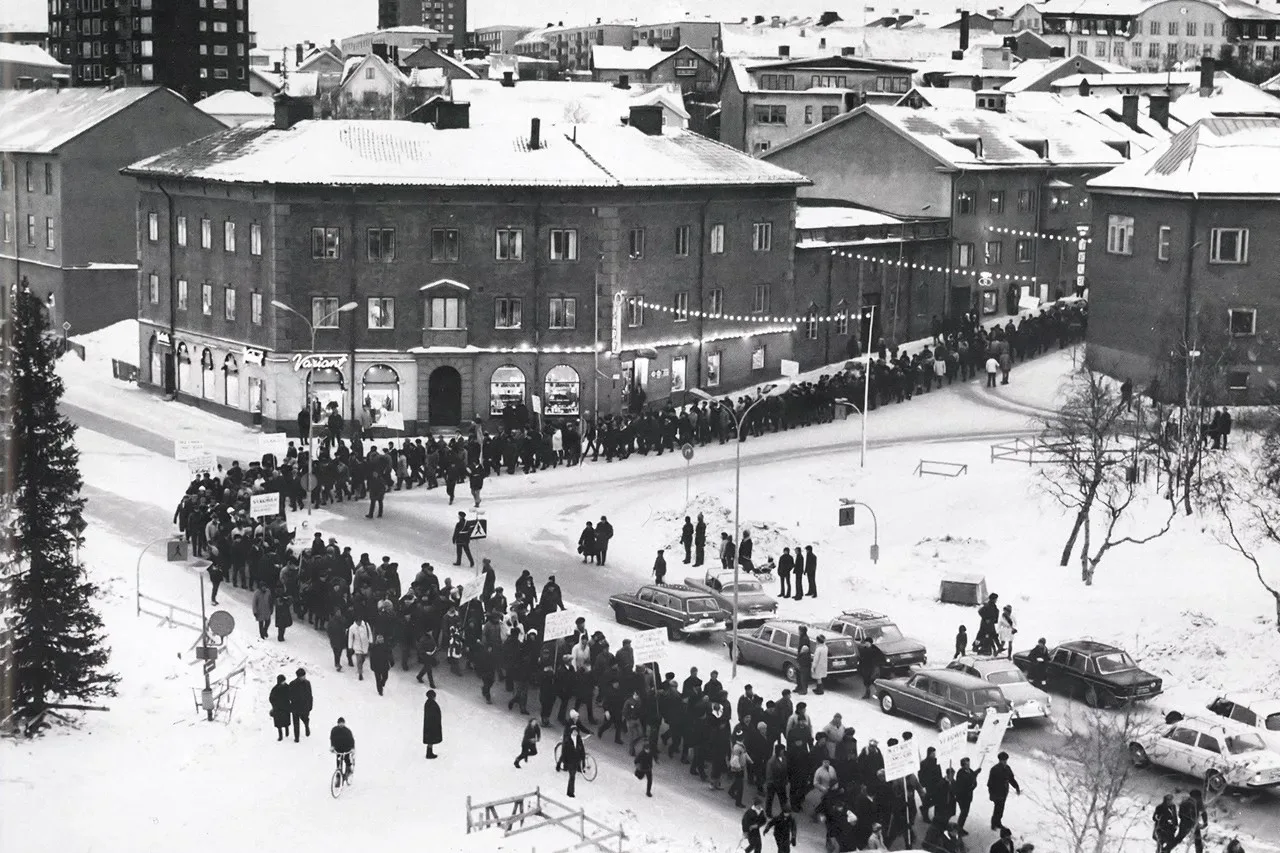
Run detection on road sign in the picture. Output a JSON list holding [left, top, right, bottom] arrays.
[[935, 723, 969, 769], [302, 473, 319, 492], [203, 659, 216, 674], [466, 518, 488, 540], [882, 740, 920, 782], [187, 454, 216, 476], [681, 443, 695, 461], [194, 645, 219, 661], [249, 492, 279, 519], [166, 539, 189, 562], [174, 439, 206, 461], [206, 610, 235, 639], [62, 321, 72, 331], [839, 505, 856, 527], [544, 609, 586, 639], [972, 709, 1013, 769], [459, 575, 486, 604], [630, 628, 668, 666]]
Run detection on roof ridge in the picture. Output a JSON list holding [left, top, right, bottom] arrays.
[[561, 127, 622, 186]]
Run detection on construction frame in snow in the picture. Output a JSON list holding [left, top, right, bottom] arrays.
[[465, 788, 628, 853]]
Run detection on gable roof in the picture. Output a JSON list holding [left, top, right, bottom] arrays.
[[296, 48, 344, 73], [401, 45, 480, 79], [451, 79, 686, 127], [1000, 54, 1128, 93], [340, 52, 409, 88], [123, 120, 810, 190], [0, 42, 67, 70], [726, 54, 914, 94], [0, 86, 165, 153], [194, 90, 274, 117], [590, 44, 708, 72]]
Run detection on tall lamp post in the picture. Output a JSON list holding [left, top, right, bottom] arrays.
[[689, 380, 792, 679], [271, 298, 357, 513]]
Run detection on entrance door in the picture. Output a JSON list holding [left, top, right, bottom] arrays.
[[428, 366, 462, 426]]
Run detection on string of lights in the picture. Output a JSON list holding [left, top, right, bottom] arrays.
[[827, 251, 1042, 283], [633, 299, 872, 326], [986, 225, 1090, 243]]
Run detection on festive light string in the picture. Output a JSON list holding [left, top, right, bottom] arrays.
[[634, 298, 874, 326], [985, 225, 1091, 243], [828, 250, 1043, 283]]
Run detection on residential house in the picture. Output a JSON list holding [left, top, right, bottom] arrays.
[[590, 45, 715, 96], [402, 46, 481, 82], [515, 21, 635, 74], [634, 19, 723, 60], [0, 87, 223, 333], [332, 52, 412, 118], [194, 89, 274, 127], [0, 43, 69, 87]]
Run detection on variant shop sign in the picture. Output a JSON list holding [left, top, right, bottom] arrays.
[[292, 353, 348, 372]]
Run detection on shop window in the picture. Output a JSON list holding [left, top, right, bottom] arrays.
[[752, 345, 767, 370], [362, 364, 400, 424], [706, 351, 721, 387], [310, 367, 346, 417], [223, 355, 239, 407], [177, 342, 192, 391], [490, 365, 526, 416], [201, 348, 216, 401], [671, 355, 687, 392], [543, 364, 581, 416]]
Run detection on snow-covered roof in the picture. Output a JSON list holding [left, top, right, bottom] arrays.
[[727, 54, 915, 94], [896, 86, 980, 109], [1050, 71, 1201, 90], [629, 85, 690, 120], [1089, 116, 1280, 197], [250, 67, 282, 92], [402, 46, 481, 79], [1036, 0, 1148, 16], [406, 68, 447, 89], [796, 206, 906, 230], [123, 119, 810, 190], [999, 55, 1128, 93], [0, 42, 67, 69], [720, 21, 1002, 63], [194, 90, 274, 117], [451, 79, 686, 126], [281, 72, 319, 98], [590, 45, 707, 71], [0, 86, 162, 153], [340, 53, 410, 88]]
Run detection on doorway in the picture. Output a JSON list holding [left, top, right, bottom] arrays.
[[428, 365, 462, 426]]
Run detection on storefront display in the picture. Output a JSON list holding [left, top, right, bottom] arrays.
[[201, 348, 216, 400], [223, 355, 239, 408], [670, 356, 686, 393], [543, 364, 581, 417], [362, 364, 400, 425], [489, 365, 527, 416]]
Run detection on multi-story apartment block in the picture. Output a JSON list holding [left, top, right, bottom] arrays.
[[468, 25, 534, 55], [515, 21, 635, 74], [339, 27, 449, 57], [47, 0, 253, 102], [420, 0, 466, 50], [0, 86, 222, 333], [590, 45, 716, 97], [633, 20, 722, 61], [123, 102, 807, 431]]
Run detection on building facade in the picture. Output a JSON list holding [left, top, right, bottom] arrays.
[[47, 0, 252, 101], [634, 20, 722, 60], [0, 87, 223, 334], [590, 46, 716, 96], [469, 25, 534, 55], [123, 107, 807, 432], [515, 22, 635, 74]]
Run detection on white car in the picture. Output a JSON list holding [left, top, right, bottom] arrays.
[[1207, 694, 1280, 753], [947, 655, 1052, 721], [1130, 716, 1280, 797]]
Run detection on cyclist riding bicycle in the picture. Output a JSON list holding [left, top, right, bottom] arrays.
[[330, 716, 355, 778]]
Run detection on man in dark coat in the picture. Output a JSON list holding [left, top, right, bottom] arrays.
[[693, 513, 707, 567], [289, 668, 313, 741], [422, 689, 443, 759], [1153, 794, 1179, 853], [680, 516, 694, 564], [803, 546, 817, 598], [595, 516, 613, 565], [954, 756, 978, 834], [763, 804, 798, 853], [792, 545, 805, 601], [452, 511, 475, 567], [269, 674, 292, 741], [365, 449, 387, 518], [986, 752, 1020, 831], [777, 548, 793, 598]]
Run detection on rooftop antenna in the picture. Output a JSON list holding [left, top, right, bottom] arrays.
[[281, 46, 289, 93]]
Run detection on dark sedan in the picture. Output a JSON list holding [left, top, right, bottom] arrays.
[[1013, 639, 1162, 708]]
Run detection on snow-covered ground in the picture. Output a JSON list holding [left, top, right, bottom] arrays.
[[3, 326, 1278, 853]]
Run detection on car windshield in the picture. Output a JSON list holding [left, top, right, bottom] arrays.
[[1227, 733, 1267, 755], [866, 624, 903, 641], [686, 597, 720, 614], [1267, 713, 1280, 732], [1094, 651, 1137, 674], [729, 580, 764, 593], [987, 669, 1027, 685]]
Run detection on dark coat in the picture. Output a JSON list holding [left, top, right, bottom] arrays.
[[422, 697, 443, 745], [268, 682, 292, 727], [288, 676, 314, 714], [274, 595, 293, 629]]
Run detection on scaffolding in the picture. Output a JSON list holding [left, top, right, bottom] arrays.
[[465, 788, 628, 853]]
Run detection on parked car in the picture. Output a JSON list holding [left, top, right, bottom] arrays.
[[728, 619, 859, 683], [608, 584, 726, 641], [824, 609, 928, 676], [683, 572, 778, 627], [874, 668, 1012, 735], [1011, 639, 1162, 707], [1207, 694, 1280, 753], [946, 656, 1051, 721], [1130, 715, 1280, 797]]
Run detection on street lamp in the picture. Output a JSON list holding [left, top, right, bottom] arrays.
[[271, 298, 357, 513], [690, 380, 792, 679]]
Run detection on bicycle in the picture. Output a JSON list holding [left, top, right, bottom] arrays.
[[330, 749, 355, 798], [553, 733, 598, 782]]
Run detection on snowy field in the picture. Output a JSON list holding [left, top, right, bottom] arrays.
[[3, 322, 1278, 853]]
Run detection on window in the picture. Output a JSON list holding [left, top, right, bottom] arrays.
[[957, 242, 975, 268], [821, 105, 838, 122], [956, 190, 975, 215], [548, 297, 576, 329], [835, 308, 849, 336], [495, 228, 523, 260], [1007, 238, 1030, 264], [250, 223, 262, 256], [709, 223, 725, 254], [148, 272, 160, 303], [25, 161, 32, 192], [708, 288, 724, 316], [1186, 22, 1197, 37], [429, 296, 463, 329], [25, 215, 36, 246], [365, 67, 375, 79], [1228, 371, 1249, 394], [201, 283, 213, 316], [311, 226, 340, 259], [752, 222, 773, 252], [1157, 225, 1171, 261], [988, 191, 1005, 214], [2, 212, 10, 243], [1167, 21, 1178, 36], [44, 217, 56, 250], [366, 227, 395, 262], [494, 297, 522, 329], [671, 356, 687, 393], [758, 73, 794, 89], [752, 104, 787, 124], [804, 105, 814, 124], [311, 297, 340, 327], [626, 296, 644, 327], [1210, 228, 1248, 264], [984, 240, 1003, 265], [200, 217, 212, 249], [1229, 309, 1257, 337], [1105, 215, 1134, 255], [431, 228, 459, 261], [706, 351, 721, 387], [752, 344, 767, 369], [1149, 43, 1160, 58], [222, 221, 236, 252], [147, 211, 159, 242], [44, 163, 53, 194], [251, 292, 262, 325], [674, 225, 690, 256], [628, 228, 645, 259], [549, 228, 578, 261], [213, 45, 228, 56], [176, 216, 187, 247], [1113, 42, 1124, 58], [805, 315, 818, 339], [1016, 189, 1035, 213], [367, 297, 395, 329], [753, 284, 770, 313], [177, 279, 188, 310], [1205, 22, 1215, 37], [223, 287, 237, 321], [673, 291, 689, 322]]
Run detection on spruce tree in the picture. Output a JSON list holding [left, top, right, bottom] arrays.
[[5, 284, 117, 719]]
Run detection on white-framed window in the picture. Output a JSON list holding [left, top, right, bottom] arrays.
[[753, 284, 770, 313], [1157, 225, 1170, 261], [366, 227, 396, 262], [835, 309, 849, 336], [311, 296, 339, 328], [201, 283, 213, 316], [495, 228, 523, 260], [628, 227, 645, 259], [706, 351, 721, 387], [25, 215, 34, 246], [311, 226, 340, 259], [674, 225, 690, 257], [45, 217, 56, 250], [200, 217, 212, 249], [626, 296, 644, 327], [1015, 238, 1033, 263], [148, 272, 160, 303], [251, 291, 262, 325], [494, 297, 522, 329], [673, 291, 689, 322], [671, 355, 687, 393], [177, 279, 188, 311], [223, 220, 236, 252], [224, 287, 237, 321], [958, 242, 975, 268], [250, 222, 262, 256], [751, 344, 766, 369], [549, 297, 576, 329], [805, 315, 817, 339], [1209, 228, 1248, 264], [709, 223, 725, 254], [708, 288, 723, 316], [147, 211, 159, 242], [176, 215, 187, 247], [1105, 214, 1134, 255], [429, 296, 464, 329], [752, 222, 772, 252], [367, 297, 395, 329], [431, 228, 459, 261], [549, 228, 578, 261], [1229, 308, 1256, 337]]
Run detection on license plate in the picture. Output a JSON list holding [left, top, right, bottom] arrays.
[[832, 661, 847, 668]]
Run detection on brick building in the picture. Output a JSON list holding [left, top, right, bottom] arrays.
[[0, 86, 223, 334], [1086, 116, 1280, 404], [123, 103, 807, 432]]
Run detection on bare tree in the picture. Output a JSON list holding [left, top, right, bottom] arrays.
[[1208, 421, 1280, 630]]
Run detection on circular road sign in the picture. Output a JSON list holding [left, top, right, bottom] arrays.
[[681, 443, 695, 461], [207, 610, 236, 639], [302, 473, 319, 492]]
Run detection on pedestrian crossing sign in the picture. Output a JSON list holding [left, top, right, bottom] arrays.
[[466, 518, 488, 540]]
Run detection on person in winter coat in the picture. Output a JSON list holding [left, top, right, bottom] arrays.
[[820, 714, 845, 759], [274, 591, 293, 641], [326, 610, 350, 671], [997, 606, 1017, 658], [954, 756, 978, 834], [452, 511, 475, 567], [269, 674, 292, 741], [422, 689, 443, 759], [415, 631, 438, 688], [468, 466, 485, 507], [985, 356, 999, 388], [742, 801, 768, 853], [369, 634, 393, 696], [987, 752, 1020, 831], [777, 548, 793, 598], [694, 513, 707, 566], [764, 745, 788, 817], [729, 737, 751, 807], [577, 522, 597, 563], [652, 549, 667, 585], [680, 516, 694, 564], [954, 625, 969, 659], [795, 645, 812, 695], [252, 583, 273, 640], [515, 718, 541, 768], [634, 742, 654, 797], [289, 668, 313, 741], [1153, 794, 1179, 853], [347, 615, 373, 680], [810, 636, 830, 695], [763, 805, 798, 853], [595, 516, 613, 565], [803, 546, 817, 598]]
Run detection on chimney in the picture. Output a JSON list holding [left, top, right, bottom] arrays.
[[501, 70, 515, 87], [616, 73, 630, 89], [1149, 93, 1170, 129], [1199, 57, 1215, 97], [819, 37, 826, 49], [372, 42, 388, 60], [295, 43, 304, 65], [1121, 93, 1139, 130], [435, 100, 471, 130], [1078, 77, 1091, 97], [778, 44, 790, 57], [842, 46, 857, 56], [971, 74, 982, 92], [959, 10, 971, 51], [274, 94, 314, 130], [754, 15, 766, 24], [629, 104, 664, 135], [818, 11, 842, 26], [529, 117, 541, 150]]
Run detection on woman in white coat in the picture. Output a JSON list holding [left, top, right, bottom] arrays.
[[811, 635, 830, 695], [347, 615, 373, 680], [997, 605, 1017, 659]]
